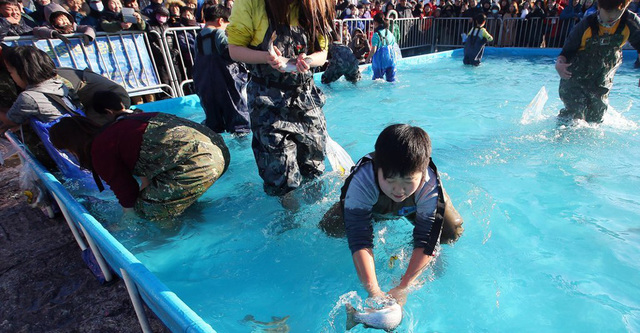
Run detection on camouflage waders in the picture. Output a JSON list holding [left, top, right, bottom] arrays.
[[132, 113, 230, 220], [559, 16, 627, 123], [247, 13, 327, 196], [321, 43, 361, 84]]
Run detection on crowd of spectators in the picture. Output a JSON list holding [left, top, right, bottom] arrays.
[[0, 0, 235, 97], [1, 0, 638, 94], [336, 0, 639, 21]]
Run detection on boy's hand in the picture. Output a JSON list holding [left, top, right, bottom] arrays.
[[555, 56, 572, 79], [388, 286, 408, 306]]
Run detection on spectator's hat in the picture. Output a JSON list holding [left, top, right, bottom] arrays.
[[361, 0, 371, 4], [154, 6, 170, 16]]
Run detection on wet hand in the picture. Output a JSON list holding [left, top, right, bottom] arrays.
[[388, 286, 408, 307], [368, 288, 386, 299], [267, 47, 285, 72], [555, 57, 571, 79], [295, 53, 311, 73]]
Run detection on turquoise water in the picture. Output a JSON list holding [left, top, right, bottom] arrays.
[[78, 52, 640, 332]]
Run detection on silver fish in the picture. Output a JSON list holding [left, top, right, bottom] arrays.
[[345, 302, 403, 332], [266, 31, 311, 73], [243, 314, 290, 333]]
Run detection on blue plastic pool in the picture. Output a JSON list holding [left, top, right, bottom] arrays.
[[74, 49, 640, 332]]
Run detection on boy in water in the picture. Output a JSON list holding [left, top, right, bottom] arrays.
[[320, 124, 464, 306], [555, 0, 640, 123], [463, 13, 493, 66]]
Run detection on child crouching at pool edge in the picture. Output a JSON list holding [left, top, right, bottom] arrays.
[[319, 124, 464, 306], [49, 92, 230, 221]]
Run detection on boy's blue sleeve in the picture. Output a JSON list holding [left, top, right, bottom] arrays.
[[626, 11, 640, 51], [343, 164, 379, 254], [560, 15, 590, 61]]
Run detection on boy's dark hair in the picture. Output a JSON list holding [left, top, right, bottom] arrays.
[[204, 4, 230, 22], [598, 0, 630, 10], [473, 13, 486, 26], [3, 46, 56, 86], [93, 90, 125, 114], [374, 124, 432, 178]]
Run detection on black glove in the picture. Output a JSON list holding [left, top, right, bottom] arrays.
[[82, 34, 93, 46], [52, 31, 71, 45]]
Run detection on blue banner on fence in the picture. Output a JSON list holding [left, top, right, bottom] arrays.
[[8, 33, 161, 95]]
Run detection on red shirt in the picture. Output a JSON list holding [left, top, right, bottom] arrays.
[[91, 113, 157, 208]]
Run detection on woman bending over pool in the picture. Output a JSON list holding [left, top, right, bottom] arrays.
[[49, 94, 230, 220]]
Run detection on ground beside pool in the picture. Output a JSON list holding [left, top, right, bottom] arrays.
[[0, 155, 169, 333]]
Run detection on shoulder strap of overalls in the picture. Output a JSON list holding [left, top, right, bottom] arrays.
[[340, 152, 377, 203], [614, 11, 629, 35], [377, 30, 389, 46], [422, 158, 447, 256], [196, 31, 213, 55], [42, 92, 82, 117]]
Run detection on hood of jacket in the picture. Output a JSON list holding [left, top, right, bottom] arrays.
[[27, 77, 68, 97], [44, 3, 75, 24]]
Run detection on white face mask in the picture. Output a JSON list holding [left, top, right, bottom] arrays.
[[90, 1, 104, 12]]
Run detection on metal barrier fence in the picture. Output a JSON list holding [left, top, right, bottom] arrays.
[[3, 31, 176, 98], [156, 17, 590, 97], [161, 26, 201, 97], [335, 16, 580, 51]]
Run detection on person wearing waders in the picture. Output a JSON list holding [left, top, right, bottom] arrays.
[[227, 0, 334, 196], [321, 30, 361, 85], [366, 12, 398, 82], [49, 107, 230, 221], [463, 13, 493, 66], [555, 0, 640, 123], [192, 5, 250, 134]]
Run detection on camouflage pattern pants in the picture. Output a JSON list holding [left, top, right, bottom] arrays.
[[247, 81, 327, 196], [321, 49, 361, 85], [559, 78, 610, 123], [133, 113, 230, 220]]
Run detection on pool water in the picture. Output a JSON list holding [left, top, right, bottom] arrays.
[[76, 52, 640, 332]]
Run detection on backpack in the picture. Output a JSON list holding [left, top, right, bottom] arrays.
[[56, 67, 130, 125]]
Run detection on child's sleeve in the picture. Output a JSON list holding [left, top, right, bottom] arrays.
[[626, 11, 640, 51], [343, 165, 379, 254], [482, 28, 493, 42], [559, 17, 590, 61]]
